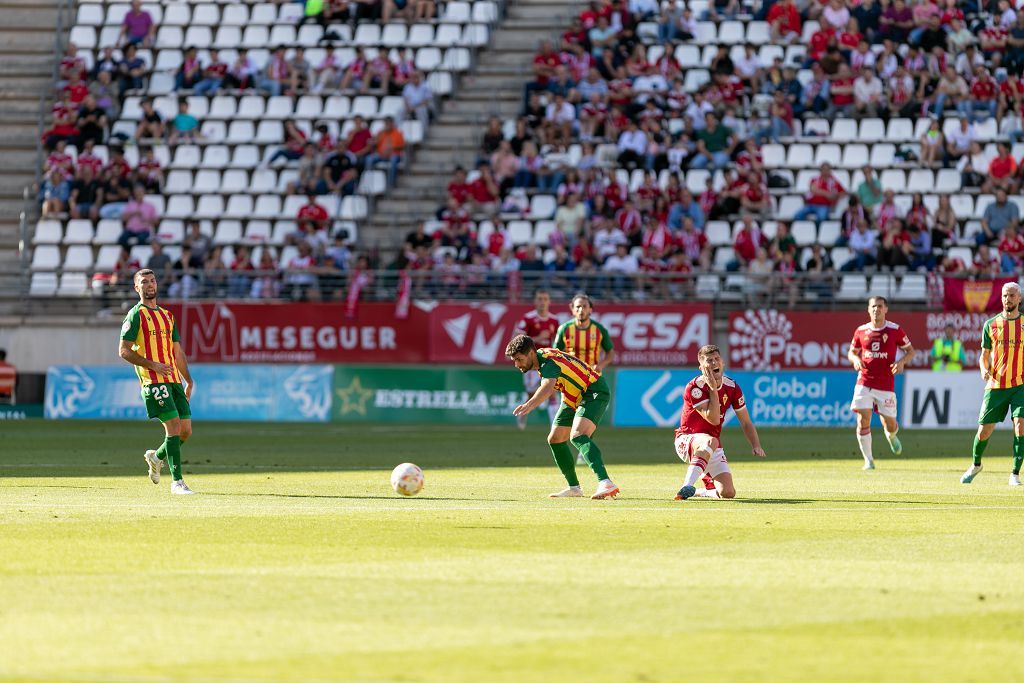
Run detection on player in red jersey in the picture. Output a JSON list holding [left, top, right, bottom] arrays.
[[674, 345, 766, 500], [847, 296, 916, 470], [513, 290, 561, 429]]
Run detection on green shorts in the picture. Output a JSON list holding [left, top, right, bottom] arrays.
[[554, 378, 610, 428], [142, 382, 191, 422], [978, 385, 1024, 425]]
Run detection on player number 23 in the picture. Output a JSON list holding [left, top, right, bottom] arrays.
[[150, 385, 170, 400]]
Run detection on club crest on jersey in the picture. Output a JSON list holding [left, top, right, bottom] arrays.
[[691, 387, 702, 398]]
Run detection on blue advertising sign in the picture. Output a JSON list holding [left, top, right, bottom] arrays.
[[45, 364, 333, 422], [613, 369, 904, 428]]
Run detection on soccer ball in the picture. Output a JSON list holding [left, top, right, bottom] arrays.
[[391, 463, 424, 496]]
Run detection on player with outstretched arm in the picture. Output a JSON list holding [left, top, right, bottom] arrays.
[[847, 296, 915, 470], [674, 344, 766, 500], [512, 289, 560, 429], [118, 269, 196, 494], [506, 333, 619, 499]]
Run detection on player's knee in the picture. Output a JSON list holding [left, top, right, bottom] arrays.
[[163, 418, 181, 436], [179, 426, 192, 442], [720, 486, 736, 499]]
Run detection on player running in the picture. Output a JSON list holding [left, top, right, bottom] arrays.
[[118, 269, 196, 495], [847, 296, 915, 470], [674, 345, 765, 500], [555, 293, 614, 462], [513, 290, 560, 429], [962, 282, 1024, 487], [506, 334, 619, 499]]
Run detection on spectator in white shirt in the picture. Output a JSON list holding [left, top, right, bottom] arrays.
[[401, 70, 433, 127], [617, 120, 648, 169], [853, 67, 884, 117], [543, 92, 576, 147], [602, 243, 640, 298], [944, 116, 976, 167], [593, 218, 628, 262], [841, 220, 879, 271]]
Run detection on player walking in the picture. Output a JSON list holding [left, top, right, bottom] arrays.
[[847, 296, 915, 470], [961, 282, 1024, 486], [554, 293, 615, 372], [674, 345, 765, 500], [513, 290, 560, 429], [118, 269, 196, 494], [506, 334, 619, 499], [555, 293, 614, 462]]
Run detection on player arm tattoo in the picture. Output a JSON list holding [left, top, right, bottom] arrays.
[[118, 339, 164, 372]]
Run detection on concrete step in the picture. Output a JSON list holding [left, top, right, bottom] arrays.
[[507, 4, 577, 20], [0, 30, 61, 54]]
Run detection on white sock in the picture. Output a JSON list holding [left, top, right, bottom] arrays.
[[857, 430, 873, 464], [683, 460, 707, 488]]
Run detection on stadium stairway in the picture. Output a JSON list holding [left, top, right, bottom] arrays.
[[0, 0, 63, 312], [363, 0, 574, 249]]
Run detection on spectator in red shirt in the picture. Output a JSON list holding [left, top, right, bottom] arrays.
[[295, 194, 330, 241], [984, 142, 1018, 193], [524, 40, 561, 107], [467, 163, 500, 213], [728, 214, 769, 271], [447, 166, 470, 206], [740, 171, 770, 214], [960, 67, 999, 122], [999, 223, 1024, 272], [794, 163, 846, 223], [768, 0, 801, 42], [827, 63, 856, 117]]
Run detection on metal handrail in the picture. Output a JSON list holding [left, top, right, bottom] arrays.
[[56, 268, 942, 311]]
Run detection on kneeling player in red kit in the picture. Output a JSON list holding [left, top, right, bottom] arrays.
[[674, 344, 766, 500]]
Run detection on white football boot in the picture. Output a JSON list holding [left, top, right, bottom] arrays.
[[171, 480, 195, 495], [591, 479, 620, 499], [1010, 474, 1022, 487], [960, 464, 983, 484], [144, 450, 163, 484], [549, 486, 584, 498]]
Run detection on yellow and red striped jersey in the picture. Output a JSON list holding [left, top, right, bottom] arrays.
[[982, 313, 1024, 389], [554, 319, 614, 368], [537, 347, 602, 408], [120, 303, 182, 387]]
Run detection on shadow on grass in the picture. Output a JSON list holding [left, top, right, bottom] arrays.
[[199, 492, 517, 502]]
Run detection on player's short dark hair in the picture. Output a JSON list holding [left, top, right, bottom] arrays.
[[698, 344, 721, 360], [505, 334, 536, 357], [134, 268, 155, 283], [0, 349, 6, 361], [868, 296, 888, 307], [571, 292, 593, 308], [533, 288, 549, 298]]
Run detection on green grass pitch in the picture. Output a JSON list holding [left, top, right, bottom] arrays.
[[2, 420, 1024, 683]]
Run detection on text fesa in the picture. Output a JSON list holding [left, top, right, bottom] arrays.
[[239, 325, 397, 350]]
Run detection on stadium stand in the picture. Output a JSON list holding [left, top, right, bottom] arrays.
[[19, 0, 1024, 308], [23, 0, 499, 303]]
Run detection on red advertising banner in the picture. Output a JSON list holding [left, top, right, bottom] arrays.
[[428, 302, 713, 366], [943, 277, 1016, 312], [728, 309, 989, 370], [165, 302, 430, 363]]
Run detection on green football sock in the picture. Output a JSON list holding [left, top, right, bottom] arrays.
[[570, 434, 609, 481], [549, 441, 579, 487], [162, 435, 182, 481], [154, 439, 167, 461], [1013, 436, 1024, 476], [973, 435, 989, 467]]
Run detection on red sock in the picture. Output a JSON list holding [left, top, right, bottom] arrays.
[[702, 474, 716, 490]]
